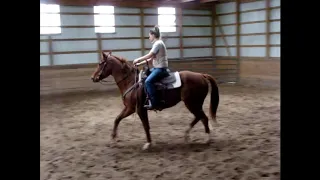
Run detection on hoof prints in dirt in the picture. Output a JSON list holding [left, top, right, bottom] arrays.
[[40, 86, 280, 180]]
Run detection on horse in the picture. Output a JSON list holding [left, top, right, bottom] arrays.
[[91, 51, 220, 150]]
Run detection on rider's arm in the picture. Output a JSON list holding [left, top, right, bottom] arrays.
[[136, 58, 153, 66], [134, 41, 160, 64]]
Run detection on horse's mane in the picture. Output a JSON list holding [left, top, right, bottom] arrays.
[[111, 54, 137, 71]]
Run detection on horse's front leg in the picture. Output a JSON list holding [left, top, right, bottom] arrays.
[[111, 107, 135, 140], [137, 108, 152, 150]]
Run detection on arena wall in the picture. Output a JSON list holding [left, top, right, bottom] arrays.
[[40, 0, 281, 96], [215, 0, 280, 87], [40, 5, 216, 95]]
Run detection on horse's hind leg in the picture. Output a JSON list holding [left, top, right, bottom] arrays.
[[184, 101, 211, 144], [184, 116, 201, 143], [199, 111, 211, 144]]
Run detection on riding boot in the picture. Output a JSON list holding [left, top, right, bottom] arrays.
[[144, 97, 158, 110]]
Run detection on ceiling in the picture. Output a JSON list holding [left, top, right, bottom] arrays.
[[40, 0, 220, 9]]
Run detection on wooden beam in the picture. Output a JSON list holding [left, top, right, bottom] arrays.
[[215, 16, 231, 56], [177, 7, 183, 59], [200, 0, 218, 3], [140, 8, 145, 56], [96, 33, 102, 59], [236, 0, 240, 82], [48, 36, 54, 66], [211, 4, 216, 58], [40, 0, 212, 9], [266, 0, 271, 59], [181, 0, 196, 2]]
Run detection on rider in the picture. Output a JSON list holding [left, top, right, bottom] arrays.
[[133, 25, 169, 109]]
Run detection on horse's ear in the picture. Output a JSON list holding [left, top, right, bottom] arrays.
[[102, 51, 110, 59]]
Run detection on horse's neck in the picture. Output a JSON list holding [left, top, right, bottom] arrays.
[[113, 66, 136, 95]]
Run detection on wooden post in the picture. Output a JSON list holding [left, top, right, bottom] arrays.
[[265, 0, 271, 60], [48, 36, 54, 66], [211, 4, 216, 58], [236, 0, 240, 82], [97, 33, 102, 60], [140, 8, 145, 56], [216, 16, 231, 56], [177, 8, 183, 60]]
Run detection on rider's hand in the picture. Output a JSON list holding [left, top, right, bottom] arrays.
[[133, 59, 139, 65]]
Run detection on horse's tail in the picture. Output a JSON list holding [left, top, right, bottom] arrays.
[[203, 74, 219, 124]]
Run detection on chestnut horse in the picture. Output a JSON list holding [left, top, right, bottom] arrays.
[[91, 51, 219, 150]]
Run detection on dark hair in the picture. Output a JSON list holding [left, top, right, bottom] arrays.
[[149, 25, 160, 38]]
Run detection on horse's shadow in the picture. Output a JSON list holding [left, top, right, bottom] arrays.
[[113, 137, 238, 155]]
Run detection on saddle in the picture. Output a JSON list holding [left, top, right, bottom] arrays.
[[140, 66, 181, 91], [139, 65, 182, 111]]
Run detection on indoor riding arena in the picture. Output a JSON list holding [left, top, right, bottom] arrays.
[[40, 0, 280, 179]]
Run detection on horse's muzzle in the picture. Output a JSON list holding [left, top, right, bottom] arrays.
[[91, 77, 99, 82]]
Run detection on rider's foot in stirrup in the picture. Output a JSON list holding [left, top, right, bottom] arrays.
[[144, 103, 154, 110]]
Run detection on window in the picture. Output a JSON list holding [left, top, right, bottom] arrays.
[[94, 6, 115, 33], [158, 7, 176, 32], [40, 4, 61, 34]]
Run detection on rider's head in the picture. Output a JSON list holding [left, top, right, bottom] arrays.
[[149, 25, 160, 43]]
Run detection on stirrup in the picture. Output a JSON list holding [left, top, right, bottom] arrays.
[[144, 99, 154, 110]]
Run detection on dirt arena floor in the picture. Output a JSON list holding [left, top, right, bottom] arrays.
[[40, 85, 280, 180]]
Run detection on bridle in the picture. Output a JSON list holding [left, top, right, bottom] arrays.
[[96, 55, 138, 86]]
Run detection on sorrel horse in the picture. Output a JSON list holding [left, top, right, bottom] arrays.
[[91, 51, 219, 150]]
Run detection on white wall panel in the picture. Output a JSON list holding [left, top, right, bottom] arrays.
[[215, 37, 236, 46], [183, 48, 212, 58], [101, 28, 140, 38], [40, 42, 49, 53], [270, 8, 280, 20], [60, 6, 93, 13], [144, 16, 157, 26], [40, 36, 49, 40], [270, 34, 280, 44], [240, 1, 266, 11], [183, 38, 212, 46], [167, 49, 180, 59], [183, 10, 210, 15], [183, 27, 211, 36], [52, 41, 97, 52], [53, 53, 99, 65], [270, 47, 280, 57], [40, 55, 50, 66], [270, 0, 280, 7], [61, 15, 94, 26], [115, 7, 140, 13], [241, 47, 266, 57], [143, 8, 157, 14], [102, 39, 141, 50], [183, 16, 211, 25], [241, 35, 266, 45], [115, 16, 140, 26], [218, 14, 236, 24], [216, 48, 237, 56], [270, 21, 280, 32], [240, 11, 266, 23], [215, 26, 236, 35], [52, 28, 96, 39], [241, 23, 266, 34], [216, 2, 236, 14]]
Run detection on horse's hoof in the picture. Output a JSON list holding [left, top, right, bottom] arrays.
[[184, 135, 190, 143], [142, 143, 151, 150], [111, 132, 117, 140], [205, 134, 211, 144]]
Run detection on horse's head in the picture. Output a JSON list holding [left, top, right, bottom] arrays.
[[91, 51, 114, 82]]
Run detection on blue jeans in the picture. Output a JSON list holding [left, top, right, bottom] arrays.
[[145, 68, 169, 106]]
